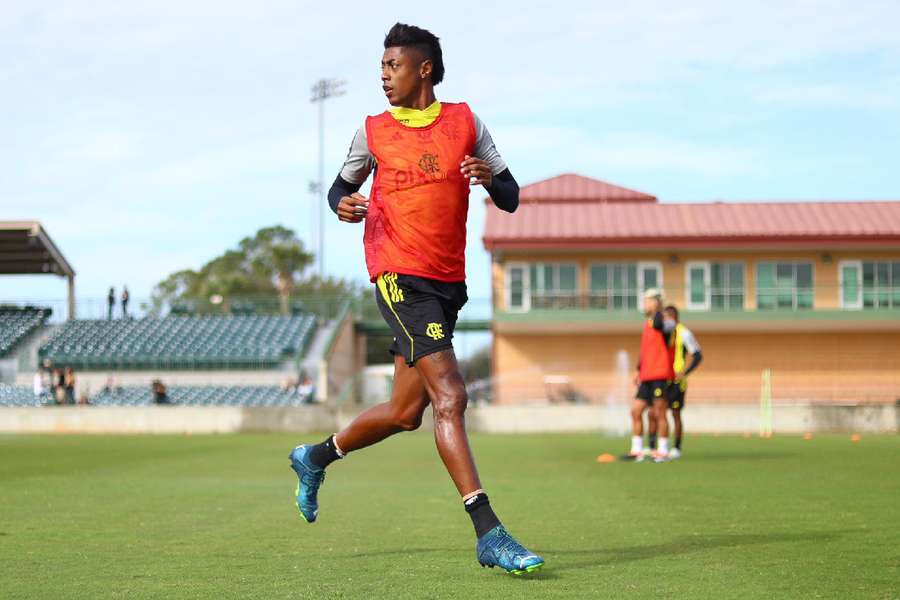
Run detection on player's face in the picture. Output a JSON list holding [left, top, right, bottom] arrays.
[[644, 297, 660, 316], [381, 46, 427, 107]]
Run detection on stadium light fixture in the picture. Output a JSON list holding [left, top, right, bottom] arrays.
[[310, 78, 346, 279]]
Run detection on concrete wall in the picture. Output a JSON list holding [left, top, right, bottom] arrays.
[[15, 369, 291, 399], [320, 311, 362, 402], [493, 331, 900, 405], [1, 403, 896, 435]]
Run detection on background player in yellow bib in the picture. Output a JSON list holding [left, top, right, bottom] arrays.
[[664, 305, 703, 459]]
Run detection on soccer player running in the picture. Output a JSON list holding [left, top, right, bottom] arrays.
[[662, 305, 702, 458], [288, 23, 544, 575], [627, 289, 674, 462]]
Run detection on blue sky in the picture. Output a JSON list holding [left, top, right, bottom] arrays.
[[2, 0, 899, 319]]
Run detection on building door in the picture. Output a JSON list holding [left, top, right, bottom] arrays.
[[637, 262, 663, 303], [686, 261, 711, 310]]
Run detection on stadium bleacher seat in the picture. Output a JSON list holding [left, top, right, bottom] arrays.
[[0, 384, 46, 407], [90, 385, 307, 406], [38, 314, 316, 370], [0, 307, 52, 357]]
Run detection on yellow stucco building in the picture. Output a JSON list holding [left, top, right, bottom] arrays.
[[483, 174, 900, 406]]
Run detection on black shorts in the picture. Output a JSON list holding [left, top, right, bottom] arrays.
[[636, 379, 669, 404], [668, 381, 687, 410], [374, 272, 467, 366]]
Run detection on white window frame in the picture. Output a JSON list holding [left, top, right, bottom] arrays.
[[685, 261, 711, 310], [756, 260, 815, 310], [710, 261, 747, 311], [637, 261, 663, 307], [588, 262, 641, 311], [839, 260, 863, 310], [529, 262, 579, 307], [505, 262, 530, 312]]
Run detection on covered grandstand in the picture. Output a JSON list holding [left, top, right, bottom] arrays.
[[0, 221, 360, 407], [39, 314, 317, 370]]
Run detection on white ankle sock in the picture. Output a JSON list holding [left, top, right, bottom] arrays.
[[631, 435, 643, 454], [658, 438, 669, 453], [332, 434, 345, 458]]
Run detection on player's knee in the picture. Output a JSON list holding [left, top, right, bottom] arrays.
[[394, 409, 424, 431], [432, 389, 467, 422]]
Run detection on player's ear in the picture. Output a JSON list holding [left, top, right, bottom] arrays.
[[420, 59, 432, 80]]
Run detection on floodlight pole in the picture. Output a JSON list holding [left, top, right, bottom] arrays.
[[310, 78, 345, 279]]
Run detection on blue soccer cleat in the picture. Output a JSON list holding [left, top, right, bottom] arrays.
[[289, 445, 325, 523], [476, 525, 545, 575]]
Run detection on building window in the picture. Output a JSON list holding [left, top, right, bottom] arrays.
[[506, 263, 528, 311], [713, 263, 745, 310], [757, 262, 813, 310], [638, 262, 662, 294], [588, 262, 661, 310], [530, 263, 578, 309], [590, 263, 636, 310], [860, 260, 900, 309], [684, 262, 744, 311]]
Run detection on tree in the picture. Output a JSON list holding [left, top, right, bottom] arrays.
[[241, 226, 314, 314], [148, 225, 359, 316]]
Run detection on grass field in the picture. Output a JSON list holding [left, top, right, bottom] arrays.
[[1, 432, 897, 599]]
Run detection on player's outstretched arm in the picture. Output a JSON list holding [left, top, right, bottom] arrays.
[[328, 175, 369, 223]]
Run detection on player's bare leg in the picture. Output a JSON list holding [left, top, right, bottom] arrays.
[[411, 347, 543, 574], [647, 403, 659, 452], [652, 398, 670, 460], [412, 349, 480, 496], [628, 399, 647, 458], [670, 407, 683, 458], [289, 355, 429, 523], [335, 355, 430, 453]]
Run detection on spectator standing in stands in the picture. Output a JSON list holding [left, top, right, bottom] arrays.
[[121, 286, 130, 319], [33, 368, 47, 402], [297, 375, 315, 404], [63, 367, 76, 405], [53, 368, 65, 404], [152, 379, 171, 404], [107, 287, 115, 320]]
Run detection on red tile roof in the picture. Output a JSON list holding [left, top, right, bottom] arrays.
[[484, 180, 900, 249], [518, 173, 657, 203]]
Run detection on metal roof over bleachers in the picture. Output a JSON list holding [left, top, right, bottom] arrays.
[[0, 221, 76, 318], [0, 221, 74, 277]]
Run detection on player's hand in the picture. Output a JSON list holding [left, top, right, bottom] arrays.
[[460, 155, 492, 187], [337, 193, 369, 223], [674, 369, 686, 383], [633, 373, 641, 386]]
